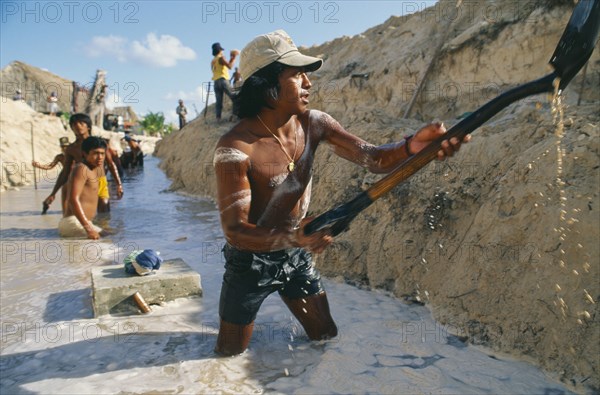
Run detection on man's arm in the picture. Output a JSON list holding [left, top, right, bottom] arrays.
[[219, 52, 237, 69], [214, 144, 331, 253], [105, 152, 124, 198], [69, 165, 100, 240], [32, 154, 63, 170], [44, 152, 74, 205], [318, 111, 468, 174]]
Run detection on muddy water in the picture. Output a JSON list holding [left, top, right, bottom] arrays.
[[0, 157, 574, 394]]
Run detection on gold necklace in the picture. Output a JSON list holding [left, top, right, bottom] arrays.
[[257, 115, 298, 172]]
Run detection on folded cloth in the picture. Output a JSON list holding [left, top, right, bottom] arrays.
[[58, 215, 102, 238], [124, 249, 162, 275]]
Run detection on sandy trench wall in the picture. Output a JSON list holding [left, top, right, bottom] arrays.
[[155, 0, 600, 390], [0, 100, 70, 189]]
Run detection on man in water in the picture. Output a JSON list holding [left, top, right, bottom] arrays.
[[121, 134, 143, 169], [43, 113, 123, 214], [58, 136, 106, 239], [213, 30, 470, 356]]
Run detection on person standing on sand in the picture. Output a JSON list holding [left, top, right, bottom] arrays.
[[42, 113, 123, 214], [176, 99, 188, 129], [58, 136, 106, 240], [47, 91, 59, 116], [211, 42, 238, 121], [212, 30, 471, 356], [13, 89, 24, 102], [230, 67, 243, 88]]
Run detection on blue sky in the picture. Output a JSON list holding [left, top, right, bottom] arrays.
[[1, 1, 435, 125]]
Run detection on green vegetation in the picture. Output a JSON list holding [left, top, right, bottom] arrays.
[[140, 111, 167, 136], [163, 123, 174, 135]]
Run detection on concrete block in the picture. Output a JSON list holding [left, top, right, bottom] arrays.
[[91, 258, 202, 317]]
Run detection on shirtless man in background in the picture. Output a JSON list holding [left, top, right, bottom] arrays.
[[58, 136, 107, 239], [43, 113, 123, 214]]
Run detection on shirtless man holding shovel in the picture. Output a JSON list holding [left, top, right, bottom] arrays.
[[213, 30, 470, 356]]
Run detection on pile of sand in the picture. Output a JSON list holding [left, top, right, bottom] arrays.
[[1, 60, 76, 114], [0, 100, 69, 189]]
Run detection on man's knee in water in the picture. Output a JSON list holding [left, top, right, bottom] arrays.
[[214, 343, 246, 357], [215, 319, 254, 356], [97, 198, 110, 213]]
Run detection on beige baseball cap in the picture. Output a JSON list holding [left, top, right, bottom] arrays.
[[239, 30, 323, 82]]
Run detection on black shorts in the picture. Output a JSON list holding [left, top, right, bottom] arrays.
[[219, 243, 324, 325]]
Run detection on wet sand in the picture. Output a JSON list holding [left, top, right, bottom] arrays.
[[0, 157, 575, 394]]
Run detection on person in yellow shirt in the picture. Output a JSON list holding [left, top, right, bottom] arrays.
[[211, 42, 238, 120]]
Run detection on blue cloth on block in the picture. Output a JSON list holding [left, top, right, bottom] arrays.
[[124, 249, 162, 276]]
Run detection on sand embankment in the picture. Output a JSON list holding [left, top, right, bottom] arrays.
[[159, 0, 598, 390], [0, 99, 159, 191]]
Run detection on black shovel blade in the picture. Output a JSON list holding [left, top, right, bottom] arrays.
[[304, 191, 373, 236], [550, 0, 600, 89]]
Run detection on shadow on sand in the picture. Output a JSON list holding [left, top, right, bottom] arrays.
[[0, 331, 218, 394], [43, 289, 94, 323], [0, 227, 59, 240]]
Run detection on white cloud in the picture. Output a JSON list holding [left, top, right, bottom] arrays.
[[86, 33, 196, 68], [86, 35, 128, 61], [130, 33, 196, 67]]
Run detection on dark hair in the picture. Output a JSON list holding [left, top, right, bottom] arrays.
[[212, 42, 223, 56], [233, 62, 287, 119], [69, 113, 92, 131], [81, 136, 107, 153]]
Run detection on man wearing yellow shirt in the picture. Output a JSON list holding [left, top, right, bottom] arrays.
[[211, 42, 238, 120]]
